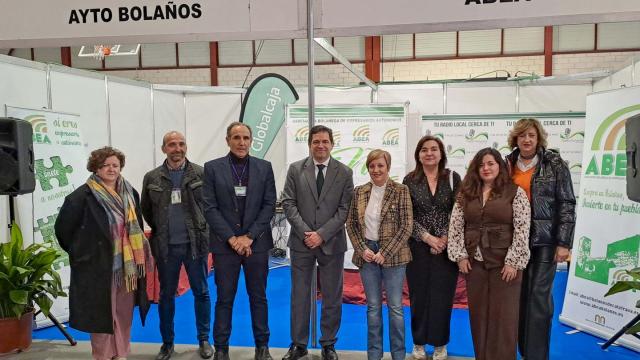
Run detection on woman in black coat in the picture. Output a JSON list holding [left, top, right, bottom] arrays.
[[505, 118, 576, 360], [55, 146, 151, 360]]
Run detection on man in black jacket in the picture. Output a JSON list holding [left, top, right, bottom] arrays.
[[141, 131, 213, 360]]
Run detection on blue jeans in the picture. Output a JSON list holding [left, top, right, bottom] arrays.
[[360, 240, 407, 360], [157, 243, 211, 344]]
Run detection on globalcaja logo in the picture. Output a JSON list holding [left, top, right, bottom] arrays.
[[464, 129, 489, 142], [34, 156, 74, 191], [26, 114, 51, 144], [353, 125, 370, 143], [446, 144, 465, 158], [382, 128, 399, 146], [491, 142, 512, 155], [560, 127, 585, 142], [585, 105, 640, 177], [574, 235, 639, 285], [294, 127, 309, 143]]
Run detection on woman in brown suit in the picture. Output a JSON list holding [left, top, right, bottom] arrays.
[[346, 149, 413, 360], [447, 148, 531, 360]]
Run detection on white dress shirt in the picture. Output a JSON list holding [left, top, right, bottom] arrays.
[[364, 182, 387, 241], [313, 158, 330, 177]]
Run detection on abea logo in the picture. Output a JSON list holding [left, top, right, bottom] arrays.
[[566, 161, 582, 174], [560, 127, 585, 142], [491, 142, 512, 156], [333, 131, 342, 147], [464, 129, 488, 142], [446, 144, 465, 158], [353, 125, 370, 142], [424, 129, 444, 140], [26, 115, 51, 144], [585, 104, 640, 177], [294, 127, 309, 143], [382, 129, 399, 146]]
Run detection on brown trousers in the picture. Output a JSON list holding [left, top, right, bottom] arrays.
[[466, 261, 522, 360]]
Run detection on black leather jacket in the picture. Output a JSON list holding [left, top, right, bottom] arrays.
[[141, 160, 210, 262], [506, 147, 576, 249]]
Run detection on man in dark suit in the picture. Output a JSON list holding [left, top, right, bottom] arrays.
[[281, 125, 354, 360], [203, 122, 277, 360]]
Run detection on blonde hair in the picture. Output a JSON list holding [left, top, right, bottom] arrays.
[[366, 149, 391, 168], [508, 118, 548, 150]]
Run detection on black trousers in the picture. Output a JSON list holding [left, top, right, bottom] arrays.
[[518, 246, 557, 360], [406, 241, 458, 347], [213, 250, 270, 349]]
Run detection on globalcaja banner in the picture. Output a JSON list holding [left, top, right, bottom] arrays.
[[239, 73, 299, 159], [421, 112, 585, 194], [285, 104, 408, 268], [6, 106, 89, 329], [559, 88, 640, 352]]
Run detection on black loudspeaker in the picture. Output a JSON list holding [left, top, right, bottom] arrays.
[[627, 114, 640, 202], [0, 117, 35, 195]]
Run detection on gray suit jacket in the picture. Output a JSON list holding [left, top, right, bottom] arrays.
[[282, 156, 354, 255]]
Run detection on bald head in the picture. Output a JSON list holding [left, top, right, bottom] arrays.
[[162, 131, 187, 168]]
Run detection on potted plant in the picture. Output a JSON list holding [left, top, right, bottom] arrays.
[[605, 267, 640, 335], [0, 221, 67, 354]]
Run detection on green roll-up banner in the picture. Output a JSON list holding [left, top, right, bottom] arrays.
[[240, 73, 299, 159]]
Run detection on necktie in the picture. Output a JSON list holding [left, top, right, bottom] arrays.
[[316, 164, 325, 196]]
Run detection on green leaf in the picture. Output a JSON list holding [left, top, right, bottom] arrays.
[[34, 294, 53, 317], [627, 322, 640, 335], [605, 281, 640, 296], [9, 290, 28, 304]]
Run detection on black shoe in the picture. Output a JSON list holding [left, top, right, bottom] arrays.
[[321, 345, 338, 360], [198, 340, 213, 358], [155, 343, 174, 360], [255, 346, 274, 360], [282, 344, 308, 360], [213, 349, 230, 360]]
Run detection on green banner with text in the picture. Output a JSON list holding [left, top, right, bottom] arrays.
[[240, 73, 298, 159]]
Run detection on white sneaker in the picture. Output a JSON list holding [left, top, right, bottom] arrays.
[[412, 344, 426, 359], [433, 345, 448, 360]]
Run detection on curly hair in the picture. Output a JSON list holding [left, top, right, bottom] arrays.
[[508, 118, 548, 150], [86, 146, 125, 173], [459, 148, 512, 203]]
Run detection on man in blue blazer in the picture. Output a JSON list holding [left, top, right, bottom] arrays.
[[203, 122, 277, 360]]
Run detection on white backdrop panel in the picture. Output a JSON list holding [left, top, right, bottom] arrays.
[[377, 84, 444, 172], [107, 79, 154, 190], [50, 69, 109, 152], [446, 84, 517, 114], [519, 84, 590, 112], [0, 59, 48, 245], [153, 91, 186, 167], [185, 94, 242, 167]]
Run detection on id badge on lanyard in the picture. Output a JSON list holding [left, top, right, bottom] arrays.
[[171, 189, 182, 204], [231, 156, 248, 197]]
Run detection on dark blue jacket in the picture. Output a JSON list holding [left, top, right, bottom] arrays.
[[203, 155, 276, 254]]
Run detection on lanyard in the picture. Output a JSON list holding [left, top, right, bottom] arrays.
[[229, 156, 248, 186]]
